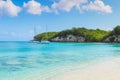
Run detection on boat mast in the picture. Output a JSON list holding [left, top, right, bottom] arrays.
[[34, 27, 36, 36], [45, 25, 48, 40]]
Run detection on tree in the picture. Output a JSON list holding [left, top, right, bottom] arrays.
[[34, 32, 58, 41], [113, 25, 120, 35], [53, 27, 108, 42]]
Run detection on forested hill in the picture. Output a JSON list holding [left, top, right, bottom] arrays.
[[34, 26, 120, 42], [51, 28, 109, 42]]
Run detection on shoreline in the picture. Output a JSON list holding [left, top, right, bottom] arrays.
[[18, 57, 120, 80], [33, 40, 120, 43]]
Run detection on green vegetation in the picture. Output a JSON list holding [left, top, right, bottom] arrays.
[[54, 27, 109, 42], [34, 32, 58, 41], [85, 29, 109, 42], [109, 25, 120, 36], [34, 26, 120, 42]]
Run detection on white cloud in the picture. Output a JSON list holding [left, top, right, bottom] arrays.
[[23, 0, 41, 15], [42, 6, 51, 13], [51, 0, 87, 14], [51, 0, 112, 14], [0, 0, 113, 16], [23, 0, 51, 15], [82, 0, 112, 13], [0, 0, 21, 16]]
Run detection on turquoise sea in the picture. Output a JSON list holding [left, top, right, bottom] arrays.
[[0, 42, 120, 80]]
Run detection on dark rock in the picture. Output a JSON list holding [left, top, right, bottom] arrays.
[[103, 35, 120, 43], [50, 35, 85, 42]]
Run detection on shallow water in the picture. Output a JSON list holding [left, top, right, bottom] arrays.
[[0, 42, 120, 80]]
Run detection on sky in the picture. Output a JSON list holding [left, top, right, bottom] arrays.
[[0, 0, 120, 41]]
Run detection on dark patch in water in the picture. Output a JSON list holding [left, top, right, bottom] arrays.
[[8, 67, 22, 71]]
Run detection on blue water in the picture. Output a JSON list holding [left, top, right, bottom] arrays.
[[0, 42, 120, 80]]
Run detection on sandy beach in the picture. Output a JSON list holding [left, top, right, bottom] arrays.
[[21, 57, 120, 80], [52, 57, 120, 80]]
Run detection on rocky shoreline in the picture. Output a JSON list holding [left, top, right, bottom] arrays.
[[103, 35, 120, 43], [50, 34, 120, 43], [50, 35, 85, 42]]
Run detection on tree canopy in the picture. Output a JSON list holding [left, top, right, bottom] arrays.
[[53, 27, 109, 42], [34, 32, 58, 41], [110, 25, 120, 35]]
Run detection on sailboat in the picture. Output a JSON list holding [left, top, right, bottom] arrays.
[[41, 25, 50, 44], [31, 27, 40, 43]]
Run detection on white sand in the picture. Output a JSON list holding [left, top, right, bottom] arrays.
[[20, 57, 120, 80], [52, 57, 120, 80]]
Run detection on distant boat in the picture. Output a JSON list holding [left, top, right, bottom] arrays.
[[31, 27, 40, 43], [40, 25, 50, 44], [32, 40, 39, 43], [41, 40, 49, 44]]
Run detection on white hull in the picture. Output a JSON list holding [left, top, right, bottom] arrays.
[[41, 40, 50, 44]]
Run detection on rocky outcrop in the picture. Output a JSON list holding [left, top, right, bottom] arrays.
[[50, 35, 85, 42], [103, 35, 120, 43]]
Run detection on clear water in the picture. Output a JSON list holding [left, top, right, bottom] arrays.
[[0, 42, 120, 80]]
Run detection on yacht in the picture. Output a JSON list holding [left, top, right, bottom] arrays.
[[40, 25, 50, 44]]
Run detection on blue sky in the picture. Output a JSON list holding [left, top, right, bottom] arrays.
[[0, 0, 120, 41]]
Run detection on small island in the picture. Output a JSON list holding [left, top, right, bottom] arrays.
[[34, 25, 120, 43]]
